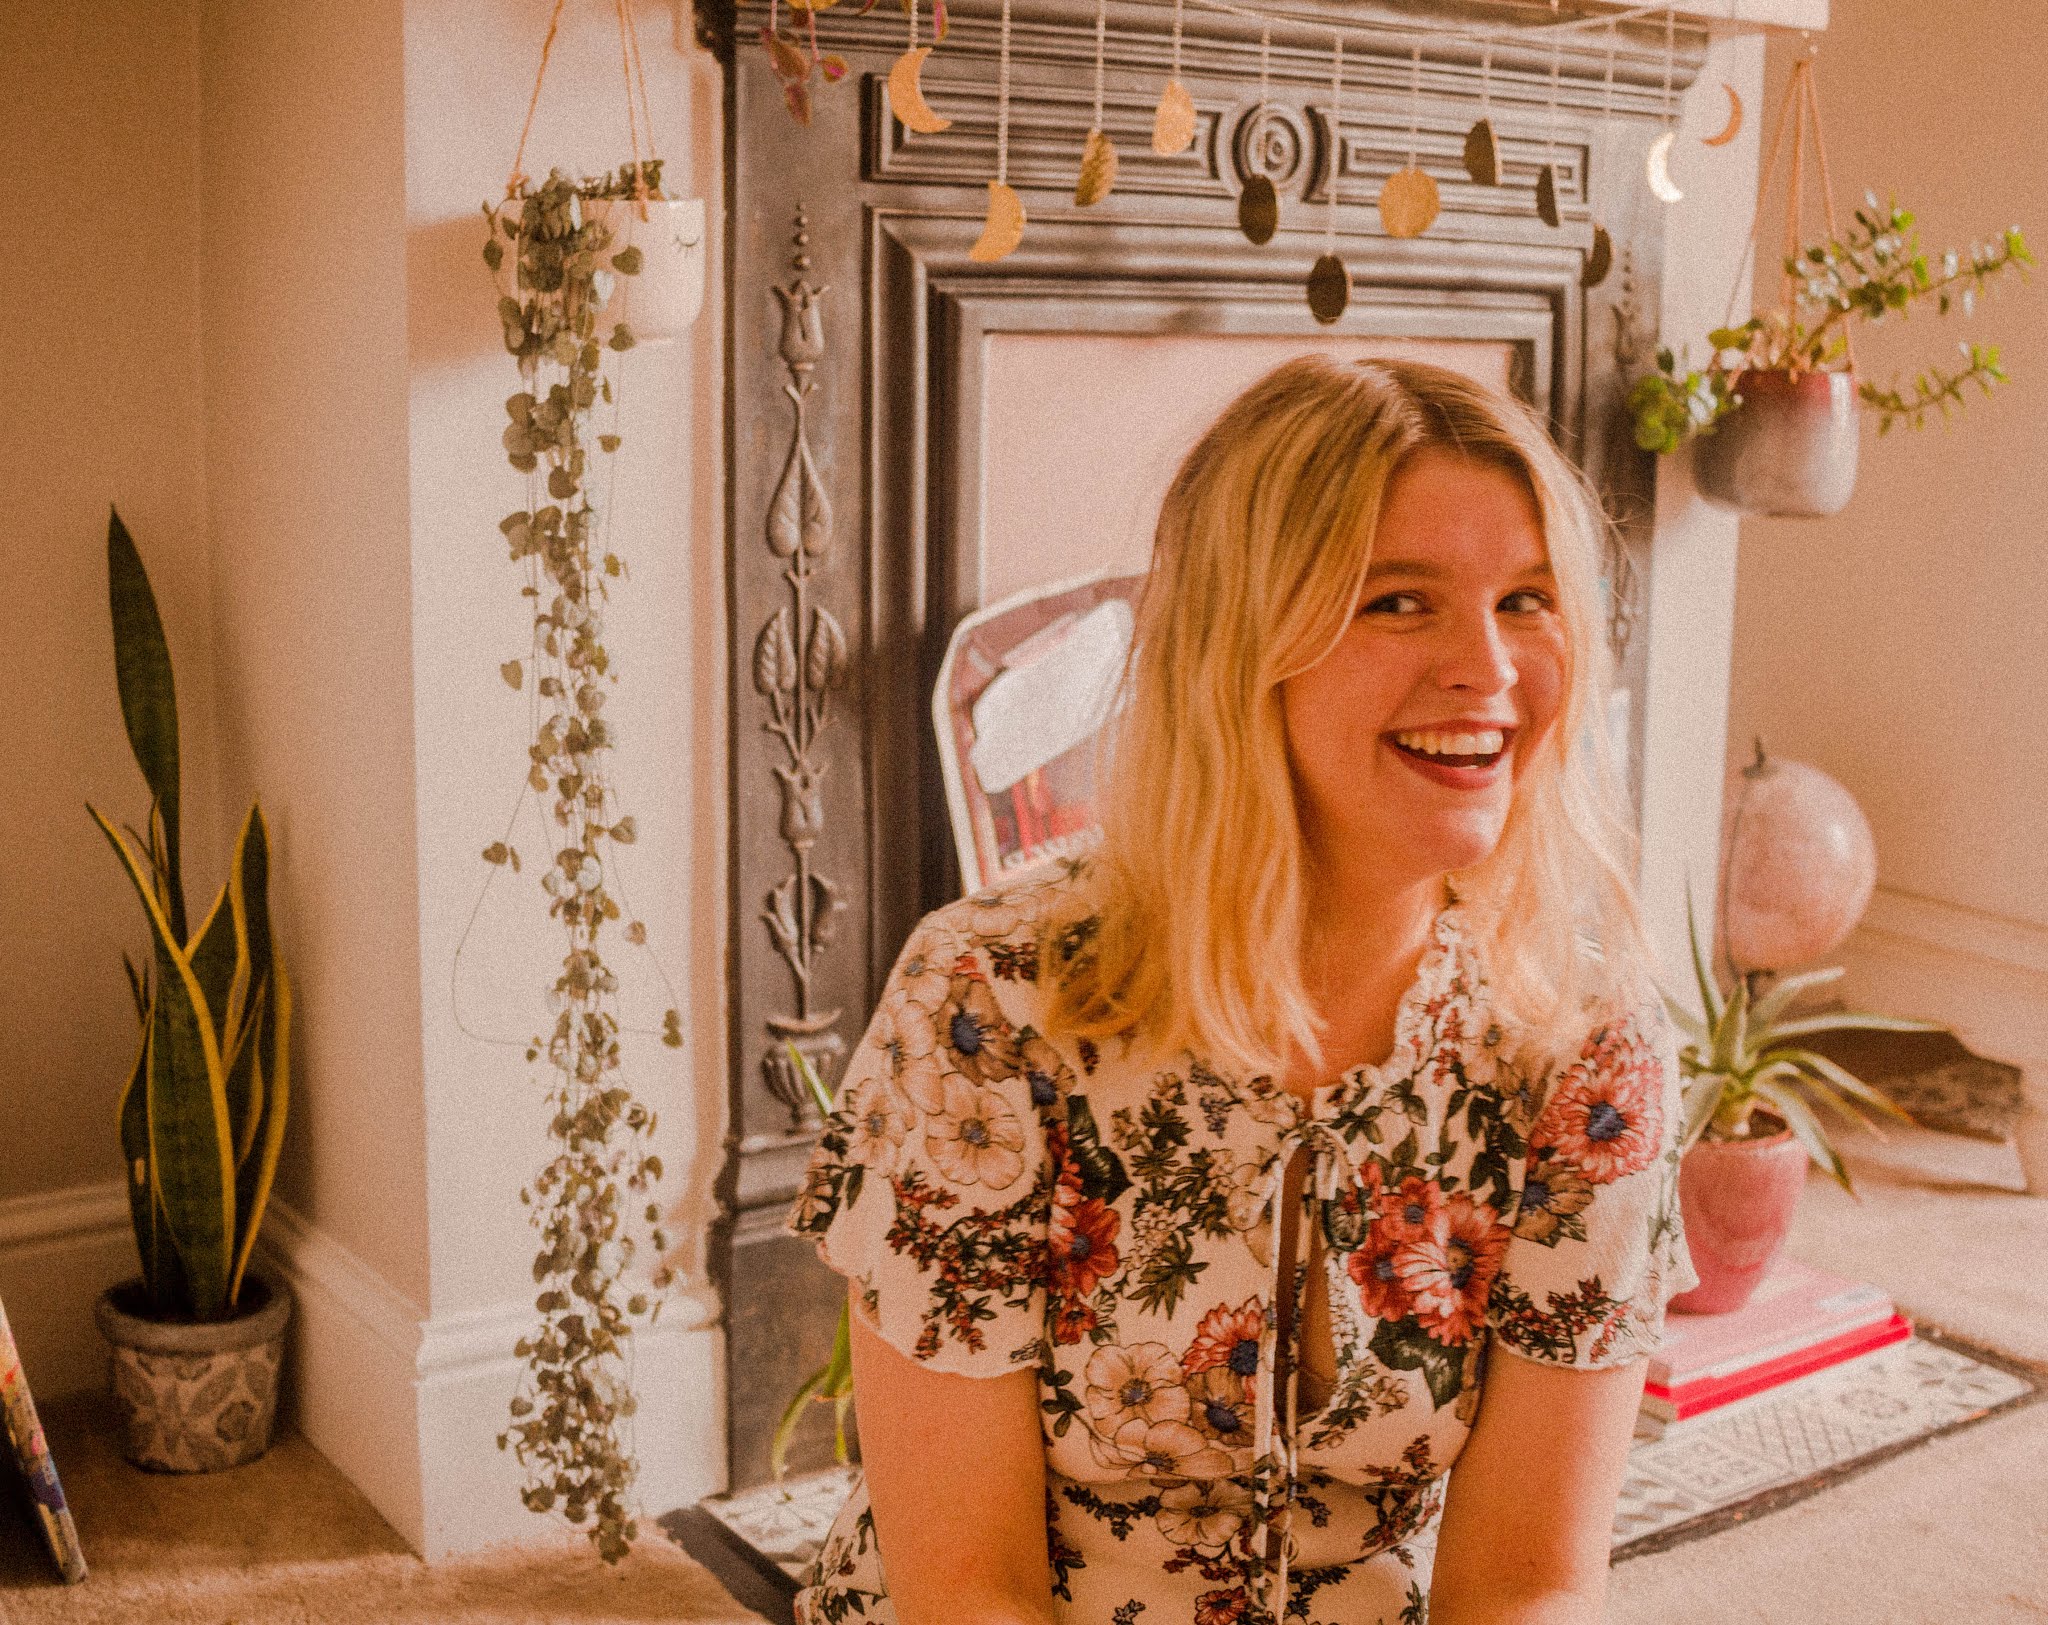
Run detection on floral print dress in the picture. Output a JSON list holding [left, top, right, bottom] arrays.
[[789, 864, 1694, 1625]]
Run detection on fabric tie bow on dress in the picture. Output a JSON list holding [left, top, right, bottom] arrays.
[[1246, 1112, 1362, 1622]]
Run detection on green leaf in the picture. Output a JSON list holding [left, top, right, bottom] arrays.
[[1747, 965, 1845, 1031], [1710, 975, 1750, 1074], [483, 237, 504, 271], [1764, 1010, 1942, 1041], [1662, 993, 1709, 1048], [107, 510, 187, 943], [610, 245, 644, 276], [1753, 1078, 1852, 1192], [91, 805, 236, 1319], [1684, 888, 1721, 1027], [1772, 1048, 1916, 1123], [230, 954, 289, 1306], [1680, 1070, 1724, 1151]]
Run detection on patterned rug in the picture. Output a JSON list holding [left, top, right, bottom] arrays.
[[672, 1325, 2042, 1617], [1611, 1325, 2041, 1558]]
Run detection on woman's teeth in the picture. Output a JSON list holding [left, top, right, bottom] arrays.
[[1392, 728, 1506, 766]]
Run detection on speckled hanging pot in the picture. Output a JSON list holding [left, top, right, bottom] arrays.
[[95, 1276, 292, 1472]]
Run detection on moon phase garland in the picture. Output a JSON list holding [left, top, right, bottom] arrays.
[[834, 1, 1758, 267]]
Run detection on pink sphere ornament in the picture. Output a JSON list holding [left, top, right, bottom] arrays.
[[1718, 740, 1878, 972]]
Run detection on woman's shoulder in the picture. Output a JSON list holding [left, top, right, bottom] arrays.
[[902, 856, 1103, 987]]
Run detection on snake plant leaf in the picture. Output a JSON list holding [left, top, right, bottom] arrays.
[[90, 806, 236, 1320], [1753, 1077, 1852, 1191], [121, 950, 148, 1023], [1684, 890, 1721, 1026], [186, 880, 239, 1036], [228, 954, 289, 1307], [1747, 964, 1846, 1031], [217, 806, 276, 1168], [117, 1022, 179, 1312], [107, 510, 187, 944]]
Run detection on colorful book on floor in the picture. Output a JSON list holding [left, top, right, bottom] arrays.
[[0, 1293, 88, 1584], [1643, 1310, 1915, 1424], [1651, 1255, 1896, 1390]]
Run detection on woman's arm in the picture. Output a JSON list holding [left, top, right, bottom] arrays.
[[848, 1298, 1057, 1625], [1427, 1343, 1647, 1625]]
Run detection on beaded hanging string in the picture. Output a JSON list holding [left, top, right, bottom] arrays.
[[1093, 0, 1109, 134], [1255, 22, 1271, 154], [996, 0, 1013, 188], [1325, 35, 1342, 257]]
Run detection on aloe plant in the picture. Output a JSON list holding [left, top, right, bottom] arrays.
[[1665, 894, 1935, 1192], [772, 1043, 854, 1479], [89, 510, 290, 1323]]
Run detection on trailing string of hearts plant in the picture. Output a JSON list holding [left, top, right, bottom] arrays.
[[467, 0, 698, 1568]]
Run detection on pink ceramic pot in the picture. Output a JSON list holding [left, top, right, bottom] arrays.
[[1693, 368, 1860, 517], [1668, 1127, 1809, 1314]]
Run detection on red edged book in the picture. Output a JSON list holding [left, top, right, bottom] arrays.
[[1643, 1310, 1914, 1423]]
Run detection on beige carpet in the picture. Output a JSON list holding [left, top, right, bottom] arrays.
[[0, 1395, 762, 1625], [1610, 1135, 2048, 1624]]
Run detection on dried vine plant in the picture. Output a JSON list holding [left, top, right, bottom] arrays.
[[476, 166, 681, 1564]]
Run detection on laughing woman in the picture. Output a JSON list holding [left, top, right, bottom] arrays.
[[790, 357, 1695, 1625]]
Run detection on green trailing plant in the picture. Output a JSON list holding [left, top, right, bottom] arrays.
[[771, 1043, 854, 1479], [89, 510, 291, 1325], [1631, 197, 2032, 454], [1665, 894, 1937, 1193], [480, 166, 681, 1566]]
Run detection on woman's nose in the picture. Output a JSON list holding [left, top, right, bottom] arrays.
[[1435, 611, 1517, 694]]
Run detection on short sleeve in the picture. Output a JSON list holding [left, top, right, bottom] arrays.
[[1486, 989, 1698, 1369], [787, 911, 1051, 1377]]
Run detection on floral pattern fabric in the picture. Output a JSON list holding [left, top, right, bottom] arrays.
[[789, 864, 1694, 1625]]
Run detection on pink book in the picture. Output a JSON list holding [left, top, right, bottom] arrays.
[[1644, 1311, 1913, 1421], [1649, 1256, 1895, 1390]]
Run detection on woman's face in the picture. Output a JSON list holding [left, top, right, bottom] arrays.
[[1279, 448, 1568, 891]]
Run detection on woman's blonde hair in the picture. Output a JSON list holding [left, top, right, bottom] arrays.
[[1047, 354, 1649, 1076]]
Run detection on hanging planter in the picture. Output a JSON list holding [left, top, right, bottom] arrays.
[[1692, 367, 1859, 517], [1630, 54, 2031, 515], [584, 183, 706, 346]]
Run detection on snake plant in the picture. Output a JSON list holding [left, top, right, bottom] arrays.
[[1665, 894, 1935, 1193], [89, 510, 290, 1323]]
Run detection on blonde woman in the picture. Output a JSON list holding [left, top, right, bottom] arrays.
[[790, 357, 1694, 1625]]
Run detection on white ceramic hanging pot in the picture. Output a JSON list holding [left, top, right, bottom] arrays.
[[585, 196, 707, 346], [1693, 368, 1860, 517]]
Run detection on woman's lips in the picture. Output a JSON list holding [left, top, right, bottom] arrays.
[[1385, 731, 1513, 790]]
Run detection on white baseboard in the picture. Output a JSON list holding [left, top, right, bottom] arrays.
[[1845, 887, 2048, 1078], [0, 1180, 130, 1401], [259, 1198, 724, 1560]]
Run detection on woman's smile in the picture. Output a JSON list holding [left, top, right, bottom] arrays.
[[1384, 720, 1520, 789]]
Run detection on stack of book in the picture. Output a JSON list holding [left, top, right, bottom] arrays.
[[1641, 1256, 1913, 1436]]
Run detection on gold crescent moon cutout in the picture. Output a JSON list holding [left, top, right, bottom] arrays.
[[1379, 167, 1440, 239], [1581, 223, 1613, 289], [1646, 130, 1685, 203], [1152, 79, 1197, 156], [1075, 128, 1118, 207], [887, 47, 951, 134], [969, 180, 1026, 262], [1702, 81, 1744, 147]]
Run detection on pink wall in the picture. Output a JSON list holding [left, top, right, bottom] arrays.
[[1729, 7, 2048, 931], [0, 0, 223, 1389], [199, 0, 431, 1308]]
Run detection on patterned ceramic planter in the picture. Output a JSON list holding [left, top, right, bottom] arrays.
[[583, 196, 706, 345], [1667, 1127, 1809, 1315], [1693, 368, 1861, 517], [94, 1276, 291, 1472]]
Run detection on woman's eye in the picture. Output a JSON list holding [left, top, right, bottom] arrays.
[[1499, 588, 1554, 614], [1361, 591, 1427, 616]]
